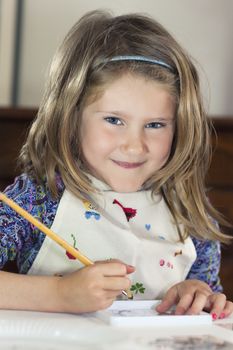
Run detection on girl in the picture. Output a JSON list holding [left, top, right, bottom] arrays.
[[0, 10, 232, 318]]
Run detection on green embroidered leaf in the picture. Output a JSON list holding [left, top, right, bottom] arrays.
[[71, 234, 77, 248], [130, 285, 137, 291], [130, 282, 146, 295]]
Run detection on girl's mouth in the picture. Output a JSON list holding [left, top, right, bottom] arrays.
[[112, 160, 145, 169]]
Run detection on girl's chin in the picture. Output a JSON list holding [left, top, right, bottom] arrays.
[[109, 182, 142, 193]]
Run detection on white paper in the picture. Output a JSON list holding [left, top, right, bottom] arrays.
[[95, 300, 212, 326]]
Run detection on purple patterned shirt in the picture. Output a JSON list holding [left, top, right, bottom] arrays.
[[0, 174, 222, 292]]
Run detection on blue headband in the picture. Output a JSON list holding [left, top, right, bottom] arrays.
[[101, 55, 173, 71]]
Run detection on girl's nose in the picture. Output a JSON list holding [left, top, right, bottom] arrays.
[[120, 131, 147, 156]]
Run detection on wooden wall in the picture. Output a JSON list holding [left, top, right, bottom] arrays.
[[0, 108, 233, 299], [206, 118, 233, 300], [0, 108, 36, 190]]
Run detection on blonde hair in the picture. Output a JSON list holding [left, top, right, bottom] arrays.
[[19, 10, 230, 243]]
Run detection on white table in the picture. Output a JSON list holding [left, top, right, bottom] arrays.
[[0, 309, 233, 349]]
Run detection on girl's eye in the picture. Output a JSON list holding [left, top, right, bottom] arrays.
[[145, 122, 165, 129], [104, 117, 123, 125]]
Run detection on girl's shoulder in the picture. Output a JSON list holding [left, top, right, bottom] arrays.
[[191, 235, 221, 253], [0, 174, 64, 272], [3, 172, 63, 197], [2, 173, 64, 223], [3, 173, 42, 198]]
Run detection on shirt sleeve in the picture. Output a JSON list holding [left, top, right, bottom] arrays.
[[0, 175, 32, 268], [187, 236, 222, 292], [0, 174, 61, 273]]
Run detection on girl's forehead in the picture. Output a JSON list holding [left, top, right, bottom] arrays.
[[100, 73, 169, 98], [100, 72, 162, 88], [88, 72, 174, 101], [83, 73, 176, 119], [81, 68, 178, 113]]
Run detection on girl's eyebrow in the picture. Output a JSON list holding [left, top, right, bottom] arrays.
[[96, 110, 126, 116], [148, 117, 175, 122], [96, 110, 175, 121]]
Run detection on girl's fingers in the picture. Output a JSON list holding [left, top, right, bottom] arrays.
[[221, 301, 233, 318], [157, 281, 211, 315], [93, 262, 127, 276], [208, 293, 227, 319], [156, 287, 178, 313], [95, 261, 135, 275], [157, 280, 233, 320], [103, 259, 135, 274], [125, 265, 135, 274], [184, 291, 210, 315], [102, 276, 131, 291], [104, 290, 123, 299], [175, 293, 197, 315]]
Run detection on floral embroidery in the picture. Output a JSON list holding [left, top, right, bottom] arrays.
[[158, 235, 165, 240], [113, 199, 137, 221], [159, 259, 173, 269], [130, 282, 146, 295], [85, 211, 100, 220], [159, 259, 165, 266], [174, 249, 182, 257], [166, 261, 174, 269], [82, 200, 101, 220], [66, 233, 78, 260], [83, 200, 97, 211]]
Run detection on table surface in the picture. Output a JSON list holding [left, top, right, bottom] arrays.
[[0, 309, 233, 349]]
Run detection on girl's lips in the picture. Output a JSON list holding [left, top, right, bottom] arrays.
[[112, 160, 145, 169]]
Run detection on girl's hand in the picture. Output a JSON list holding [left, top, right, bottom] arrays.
[[156, 280, 233, 320], [56, 260, 134, 313]]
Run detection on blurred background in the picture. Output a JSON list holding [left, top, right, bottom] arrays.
[[0, 0, 233, 115], [0, 0, 232, 299]]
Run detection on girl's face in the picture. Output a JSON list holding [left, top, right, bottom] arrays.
[[80, 73, 176, 192]]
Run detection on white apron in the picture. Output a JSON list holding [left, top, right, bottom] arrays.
[[28, 179, 196, 299]]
